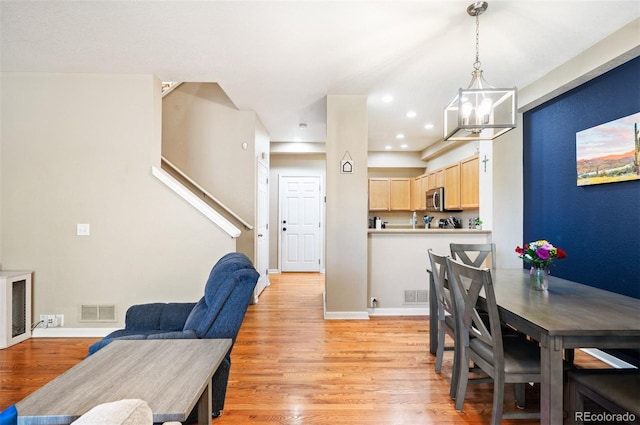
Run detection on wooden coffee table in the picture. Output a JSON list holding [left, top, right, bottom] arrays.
[[16, 339, 232, 425]]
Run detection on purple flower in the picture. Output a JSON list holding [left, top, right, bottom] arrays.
[[536, 247, 550, 260]]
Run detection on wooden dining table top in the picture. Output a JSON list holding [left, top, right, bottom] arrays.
[[488, 268, 640, 339]]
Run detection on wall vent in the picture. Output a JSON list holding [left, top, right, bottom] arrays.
[[80, 305, 116, 322], [404, 290, 428, 305]]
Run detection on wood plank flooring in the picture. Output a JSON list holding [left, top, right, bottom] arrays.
[[0, 272, 606, 423]]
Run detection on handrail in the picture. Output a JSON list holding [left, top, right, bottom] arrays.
[[161, 82, 182, 97], [160, 156, 254, 231], [151, 166, 241, 238]]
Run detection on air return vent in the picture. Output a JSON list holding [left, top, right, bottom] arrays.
[[80, 305, 116, 322], [404, 290, 428, 305]]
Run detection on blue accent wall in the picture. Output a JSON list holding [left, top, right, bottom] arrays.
[[523, 56, 640, 298]]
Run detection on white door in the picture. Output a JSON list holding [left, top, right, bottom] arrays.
[[254, 161, 270, 300], [280, 176, 321, 272]]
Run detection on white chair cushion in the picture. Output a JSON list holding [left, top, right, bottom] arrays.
[[71, 399, 152, 425]]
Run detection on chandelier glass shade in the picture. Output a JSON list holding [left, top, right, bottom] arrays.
[[444, 1, 517, 142]]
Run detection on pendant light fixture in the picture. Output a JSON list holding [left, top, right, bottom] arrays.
[[444, 1, 517, 142]]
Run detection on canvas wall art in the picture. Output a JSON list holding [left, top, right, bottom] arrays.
[[576, 112, 640, 186]]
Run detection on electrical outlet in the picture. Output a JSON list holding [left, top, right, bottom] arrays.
[[370, 297, 378, 308], [39, 314, 62, 328]]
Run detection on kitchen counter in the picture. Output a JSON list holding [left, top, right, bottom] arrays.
[[367, 229, 491, 315], [368, 228, 490, 234]]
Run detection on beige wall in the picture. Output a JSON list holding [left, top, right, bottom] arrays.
[[162, 82, 262, 262], [325, 95, 368, 317], [0, 73, 235, 329]]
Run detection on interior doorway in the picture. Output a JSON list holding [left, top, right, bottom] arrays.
[[279, 175, 322, 272], [254, 161, 270, 300]]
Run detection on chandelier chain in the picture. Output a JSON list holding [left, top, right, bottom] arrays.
[[474, 11, 481, 70]]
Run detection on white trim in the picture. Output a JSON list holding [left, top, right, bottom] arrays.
[[368, 307, 429, 317], [32, 328, 118, 338], [323, 311, 370, 320], [151, 166, 241, 238], [268, 269, 281, 274], [580, 348, 638, 369], [161, 157, 253, 230]]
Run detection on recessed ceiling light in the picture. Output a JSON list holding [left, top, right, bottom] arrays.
[[396, 133, 405, 139], [406, 110, 417, 118], [384, 145, 392, 150], [382, 94, 393, 103], [400, 144, 408, 149], [424, 123, 434, 130]]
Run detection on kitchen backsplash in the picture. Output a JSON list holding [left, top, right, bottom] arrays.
[[369, 210, 482, 229]]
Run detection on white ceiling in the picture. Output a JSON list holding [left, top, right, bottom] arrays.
[[1, 1, 639, 152]]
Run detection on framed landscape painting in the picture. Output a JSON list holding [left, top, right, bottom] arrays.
[[576, 112, 640, 186]]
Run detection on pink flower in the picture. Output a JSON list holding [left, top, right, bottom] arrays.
[[536, 247, 550, 260]]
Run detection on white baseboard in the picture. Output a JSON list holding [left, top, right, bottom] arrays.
[[268, 268, 280, 274], [32, 328, 118, 338], [580, 348, 638, 369], [368, 307, 429, 316], [323, 311, 370, 320]]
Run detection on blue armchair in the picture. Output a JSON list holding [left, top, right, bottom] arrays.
[[88, 252, 259, 417]]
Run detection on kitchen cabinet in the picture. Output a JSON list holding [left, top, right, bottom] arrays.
[[389, 178, 411, 210], [411, 177, 421, 211], [369, 178, 411, 211], [368, 178, 390, 210], [427, 172, 436, 190], [444, 163, 461, 210], [419, 174, 429, 210], [460, 154, 479, 208], [436, 169, 444, 188], [411, 175, 428, 211]]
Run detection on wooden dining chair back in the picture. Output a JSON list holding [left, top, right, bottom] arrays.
[[446, 257, 541, 424], [428, 249, 459, 399], [450, 243, 496, 269]]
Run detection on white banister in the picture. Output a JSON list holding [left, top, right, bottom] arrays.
[[151, 166, 242, 238], [160, 156, 253, 231]]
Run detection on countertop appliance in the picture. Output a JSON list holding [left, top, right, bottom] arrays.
[[425, 187, 462, 212], [369, 216, 383, 229]]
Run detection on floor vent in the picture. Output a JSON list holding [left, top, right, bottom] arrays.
[[80, 305, 116, 322], [404, 290, 428, 304]]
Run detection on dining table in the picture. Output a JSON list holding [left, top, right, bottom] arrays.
[[428, 267, 640, 425]]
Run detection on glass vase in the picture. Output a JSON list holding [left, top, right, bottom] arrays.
[[530, 267, 549, 291]]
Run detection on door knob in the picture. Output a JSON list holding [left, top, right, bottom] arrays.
[[282, 227, 287, 231]]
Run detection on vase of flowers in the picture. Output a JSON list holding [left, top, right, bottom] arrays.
[[515, 240, 567, 291]]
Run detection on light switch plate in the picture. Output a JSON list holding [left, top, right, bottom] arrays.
[[77, 223, 90, 236]]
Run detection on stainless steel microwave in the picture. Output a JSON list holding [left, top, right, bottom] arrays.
[[425, 187, 444, 212]]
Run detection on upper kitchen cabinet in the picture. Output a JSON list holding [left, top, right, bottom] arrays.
[[444, 163, 461, 210], [369, 178, 412, 211], [369, 178, 390, 210], [460, 154, 479, 209], [411, 175, 429, 211], [389, 178, 411, 210]]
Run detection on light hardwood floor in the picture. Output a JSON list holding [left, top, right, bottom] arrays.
[[0, 272, 606, 424]]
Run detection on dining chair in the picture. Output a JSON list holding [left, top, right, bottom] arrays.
[[428, 249, 460, 399], [450, 243, 496, 269], [446, 257, 541, 424]]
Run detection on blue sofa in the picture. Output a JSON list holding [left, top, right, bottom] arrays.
[[88, 252, 259, 417]]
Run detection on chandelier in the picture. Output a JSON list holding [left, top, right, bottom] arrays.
[[444, 1, 517, 142]]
